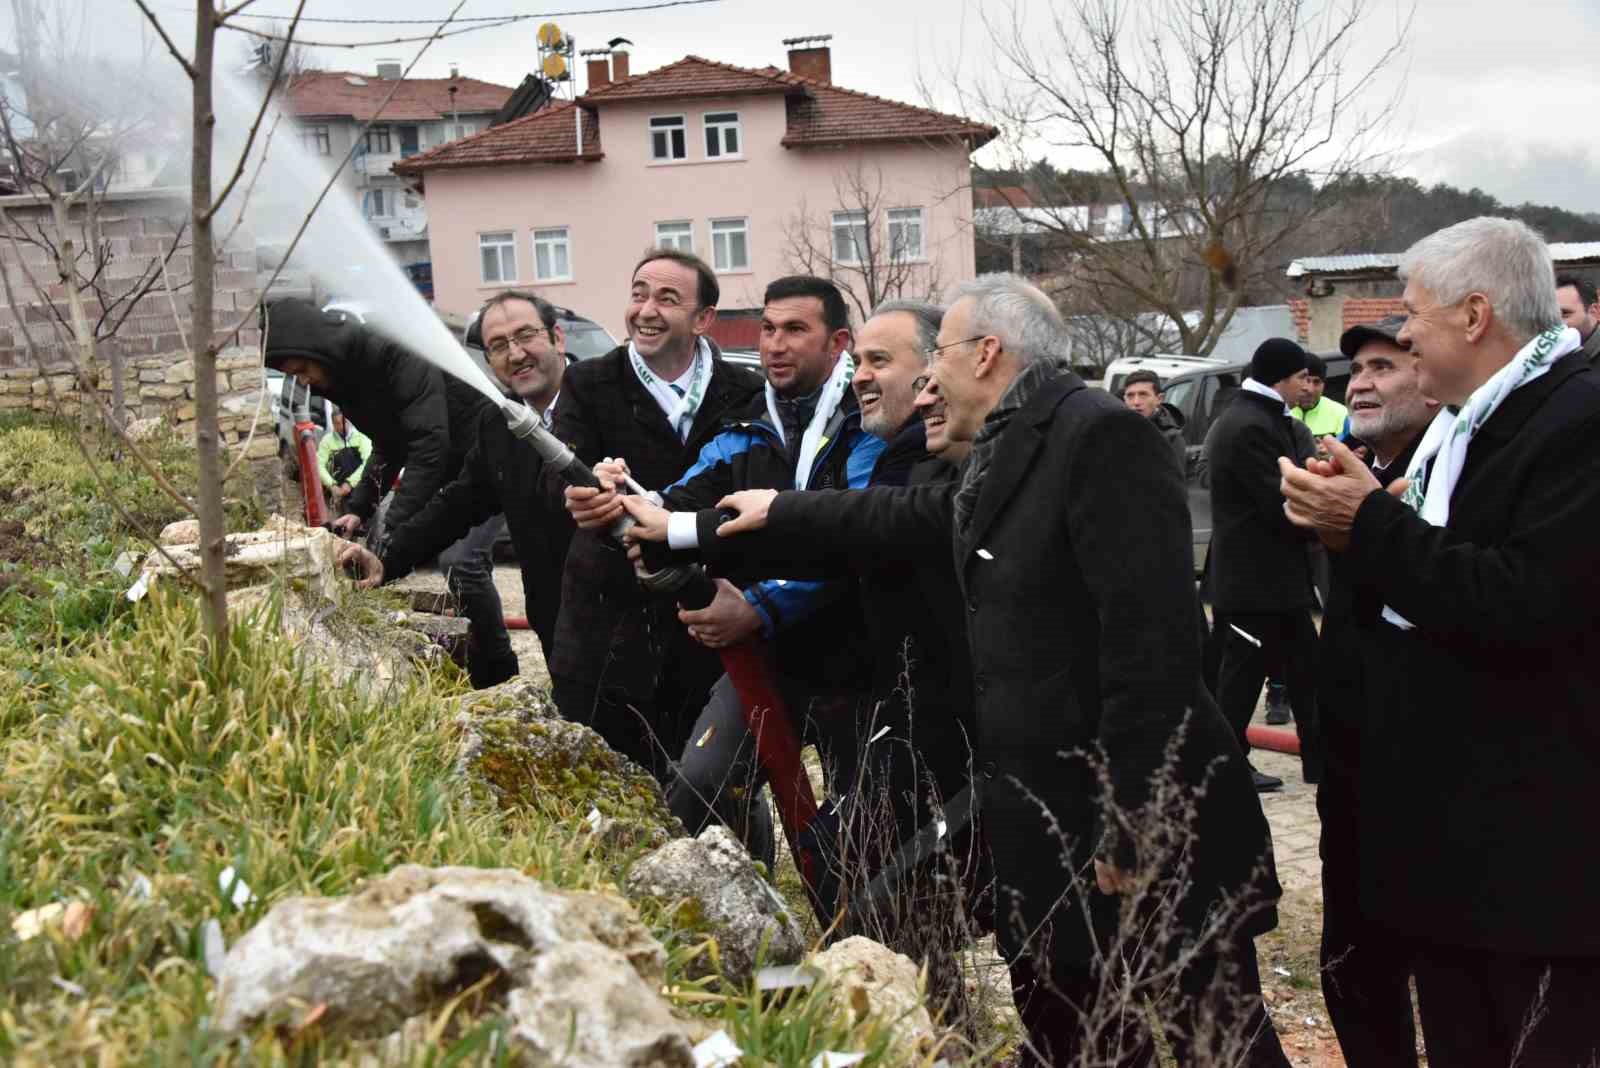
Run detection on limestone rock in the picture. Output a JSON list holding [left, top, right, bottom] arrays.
[[625, 824, 804, 984], [138, 514, 341, 600], [810, 936, 934, 1056], [214, 864, 687, 1064], [456, 678, 682, 850], [159, 518, 200, 544], [125, 416, 166, 442]]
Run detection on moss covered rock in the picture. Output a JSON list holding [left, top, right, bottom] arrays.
[[455, 678, 683, 850]]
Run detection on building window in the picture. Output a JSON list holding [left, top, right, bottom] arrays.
[[888, 207, 925, 261], [533, 227, 572, 281], [366, 188, 389, 218], [711, 217, 749, 273], [364, 125, 391, 154], [300, 125, 331, 156], [403, 190, 419, 210], [649, 115, 686, 161], [831, 210, 868, 265], [703, 111, 741, 159], [655, 220, 694, 253], [479, 230, 517, 284], [452, 122, 474, 140]]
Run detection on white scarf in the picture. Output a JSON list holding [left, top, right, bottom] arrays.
[[1382, 325, 1580, 629], [628, 336, 713, 442], [764, 351, 855, 489]]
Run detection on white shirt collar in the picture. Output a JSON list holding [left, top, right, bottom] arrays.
[[540, 389, 559, 428], [1241, 377, 1291, 415]]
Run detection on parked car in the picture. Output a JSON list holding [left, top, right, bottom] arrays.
[[270, 368, 335, 473], [1106, 353, 1351, 572]]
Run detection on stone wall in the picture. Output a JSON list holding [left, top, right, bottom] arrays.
[[0, 347, 279, 459]]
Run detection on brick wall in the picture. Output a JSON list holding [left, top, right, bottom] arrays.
[[0, 189, 261, 373]]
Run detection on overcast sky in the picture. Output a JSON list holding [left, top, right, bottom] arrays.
[[17, 0, 1600, 216]]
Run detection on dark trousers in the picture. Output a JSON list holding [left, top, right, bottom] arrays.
[[552, 647, 715, 787], [1319, 834, 1418, 1066], [1009, 931, 1291, 1067], [1216, 609, 1321, 780], [1410, 944, 1600, 1067], [437, 513, 517, 689]]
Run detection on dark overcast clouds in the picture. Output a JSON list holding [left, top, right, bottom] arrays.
[[20, 0, 1600, 213]]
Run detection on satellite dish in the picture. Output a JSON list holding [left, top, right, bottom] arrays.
[[537, 22, 564, 48], [541, 53, 568, 79]]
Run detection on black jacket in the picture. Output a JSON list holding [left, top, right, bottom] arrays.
[[1205, 387, 1316, 614], [543, 343, 765, 700], [379, 401, 574, 659], [263, 299, 490, 531], [757, 371, 1278, 967], [1150, 401, 1188, 474], [1341, 351, 1600, 957]]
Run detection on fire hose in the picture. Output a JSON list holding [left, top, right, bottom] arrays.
[[294, 419, 329, 528]]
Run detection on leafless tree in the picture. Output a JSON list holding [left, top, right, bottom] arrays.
[[954, 0, 1411, 355], [783, 161, 945, 325]]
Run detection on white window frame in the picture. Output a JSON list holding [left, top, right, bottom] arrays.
[[654, 220, 695, 254], [300, 124, 331, 156], [649, 114, 688, 162], [364, 125, 391, 154], [479, 230, 517, 285], [702, 111, 742, 160], [887, 207, 926, 262], [710, 217, 751, 274], [532, 226, 574, 283], [366, 188, 389, 219], [831, 210, 868, 266]]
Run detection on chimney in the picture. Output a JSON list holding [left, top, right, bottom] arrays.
[[376, 58, 403, 80], [611, 49, 630, 81], [783, 34, 832, 84], [448, 62, 459, 79], [583, 50, 611, 91]]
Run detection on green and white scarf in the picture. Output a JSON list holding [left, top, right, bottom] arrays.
[[764, 351, 856, 489], [1382, 325, 1580, 629], [628, 336, 713, 442]]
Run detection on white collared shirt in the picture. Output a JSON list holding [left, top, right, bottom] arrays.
[[1241, 377, 1291, 415]]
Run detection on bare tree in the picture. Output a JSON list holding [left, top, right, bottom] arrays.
[[956, 0, 1410, 355], [783, 162, 944, 325]]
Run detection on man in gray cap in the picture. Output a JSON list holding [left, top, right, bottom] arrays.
[[1205, 338, 1318, 789], [1314, 315, 1435, 1064]]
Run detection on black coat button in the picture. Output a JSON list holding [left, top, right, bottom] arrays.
[[967, 596, 978, 614], [981, 761, 998, 779], [973, 673, 987, 696]]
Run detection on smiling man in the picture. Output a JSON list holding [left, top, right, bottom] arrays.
[[337, 291, 577, 662], [1281, 217, 1600, 1063], [1555, 272, 1600, 364]]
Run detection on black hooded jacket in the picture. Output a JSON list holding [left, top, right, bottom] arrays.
[[263, 299, 492, 532]]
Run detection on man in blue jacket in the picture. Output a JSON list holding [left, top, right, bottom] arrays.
[[589, 275, 884, 867]]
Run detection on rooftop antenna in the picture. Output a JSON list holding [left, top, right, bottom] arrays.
[[535, 22, 580, 154]]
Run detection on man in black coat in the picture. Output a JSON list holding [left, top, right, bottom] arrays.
[[335, 292, 575, 662], [1314, 316, 1434, 1065], [264, 298, 518, 687], [706, 274, 1286, 1067], [554, 250, 764, 778], [1283, 217, 1600, 1065], [1206, 337, 1319, 788]]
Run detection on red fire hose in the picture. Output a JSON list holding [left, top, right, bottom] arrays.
[[1246, 724, 1301, 755], [294, 420, 328, 528]]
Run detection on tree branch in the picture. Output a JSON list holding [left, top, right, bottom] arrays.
[[130, 0, 197, 81]]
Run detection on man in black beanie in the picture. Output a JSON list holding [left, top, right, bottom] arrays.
[[1204, 337, 1320, 789]]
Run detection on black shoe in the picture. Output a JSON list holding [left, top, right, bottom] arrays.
[[1264, 683, 1292, 725], [1251, 764, 1283, 792]]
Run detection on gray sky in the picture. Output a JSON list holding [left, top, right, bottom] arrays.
[[22, 0, 1600, 215]]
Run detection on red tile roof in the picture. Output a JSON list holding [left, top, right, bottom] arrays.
[[578, 55, 795, 103], [288, 71, 512, 122], [1343, 297, 1407, 330], [398, 54, 993, 172], [392, 101, 600, 177]]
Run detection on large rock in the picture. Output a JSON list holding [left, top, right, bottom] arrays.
[[138, 513, 342, 600], [457, 678, 681, 850], [625, 824, 805, 984], [214, 864, 692, 1068], [810, 936, 935, 1057]]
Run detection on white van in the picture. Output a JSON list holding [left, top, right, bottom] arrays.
[[1101, 353, 1228, 398]]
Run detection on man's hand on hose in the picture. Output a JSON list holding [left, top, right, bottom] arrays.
[[328, 513, 362, 537], [618, 494, 671, 542], [679, 578, 762, 650], [332, 482, 352, 499], [336, 542, 385, 589], [564, 456, 630, 530], [715, 489, 779, 537]]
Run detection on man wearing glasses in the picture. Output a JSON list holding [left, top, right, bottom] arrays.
[[338, 291, 575, 663]]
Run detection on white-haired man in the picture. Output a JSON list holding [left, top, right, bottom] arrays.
[[1283, 217, 1600, 1063], [701, 274, 1288, 1067]]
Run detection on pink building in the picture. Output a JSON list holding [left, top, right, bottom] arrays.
[[395, 42, 995, 345]]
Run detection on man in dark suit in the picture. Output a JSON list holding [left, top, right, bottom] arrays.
[[701, 274, 1287, 1067], [1206, 338, 1319, 789], [1283, 217, 1600, 1065], [551, 250, 765, 777], [1314, 315, 1434, 1065]]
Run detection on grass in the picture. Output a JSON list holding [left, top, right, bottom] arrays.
[[0, 413, 946, 1066]]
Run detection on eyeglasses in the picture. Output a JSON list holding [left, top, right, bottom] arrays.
[[486, 326, 549, 359], [922, 334, 988, 362]]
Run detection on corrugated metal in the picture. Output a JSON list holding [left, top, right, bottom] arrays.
[[1549, 242, 1600, 262], [1285, 254, 1400, 278]]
